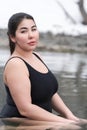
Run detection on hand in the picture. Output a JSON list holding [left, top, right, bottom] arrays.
[[77, 118, 87, 125], [68, 115, 87, 125], [65, 113, 80, 122]]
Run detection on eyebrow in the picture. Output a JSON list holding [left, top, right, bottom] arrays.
[[20, 25, 37, 30]]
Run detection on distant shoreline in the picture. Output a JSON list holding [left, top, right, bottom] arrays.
[[0, 29, 87, 53], [1, 44, 87, 54]]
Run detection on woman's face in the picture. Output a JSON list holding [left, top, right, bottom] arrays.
[[11, 18, 39, 52]]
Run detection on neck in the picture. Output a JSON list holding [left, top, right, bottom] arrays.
[[12, 49, 34, 59]]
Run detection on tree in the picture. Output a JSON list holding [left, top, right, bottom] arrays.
[[55, 0, 87, 25], [77, 0, 87, 24]]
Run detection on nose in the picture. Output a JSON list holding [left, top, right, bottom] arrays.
[[28, 30, 33, 39]]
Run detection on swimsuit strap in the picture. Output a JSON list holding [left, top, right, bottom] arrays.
[[4, 52, 48, 70]]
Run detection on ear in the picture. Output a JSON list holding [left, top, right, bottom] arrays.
[[9, 35, 16, 43]]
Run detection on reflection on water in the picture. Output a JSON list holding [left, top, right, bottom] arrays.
[[0, 49, 87, 129], [0, 118, 87, 130], [40, 52, 87, 79]]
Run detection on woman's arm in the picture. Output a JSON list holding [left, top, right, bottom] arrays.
[[51, 93, 79, 121], [4, 58, 77, 124]]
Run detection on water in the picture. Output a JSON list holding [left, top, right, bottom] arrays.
[[0, 49, 10, 67], [1, 50, 87, 78], [0, 49, 87, 129], [0, 118, 86, 130], [40, 51, 87, 78]]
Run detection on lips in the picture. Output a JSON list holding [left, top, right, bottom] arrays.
[[28, 41, 36, 46]]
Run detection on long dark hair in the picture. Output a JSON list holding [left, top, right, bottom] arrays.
[[7, 12, 35, 54]]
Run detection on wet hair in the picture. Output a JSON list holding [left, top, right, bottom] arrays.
[[7, 12, 35, 54]]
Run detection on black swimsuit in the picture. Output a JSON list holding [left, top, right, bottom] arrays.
[[0, 53, 58, 117]]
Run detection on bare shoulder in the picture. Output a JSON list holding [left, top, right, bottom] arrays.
[[5, 57, 25, 68], [4, 57, 29, 85], [4, 57, 29, 75]]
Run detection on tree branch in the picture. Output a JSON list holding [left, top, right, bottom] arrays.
[[77, 0, 87, 24], [55, 0, 76, 24]]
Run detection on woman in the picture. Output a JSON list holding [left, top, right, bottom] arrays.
[[0, 12, 86, 124]]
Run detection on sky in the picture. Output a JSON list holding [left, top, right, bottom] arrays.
[[0, 0, 87, 35]]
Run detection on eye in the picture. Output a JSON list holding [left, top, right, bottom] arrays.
[[21, 30, 27, 33], [32, 27, 37, 31]]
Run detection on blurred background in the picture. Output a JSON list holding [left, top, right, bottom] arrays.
[[0, 0, 87, 121]]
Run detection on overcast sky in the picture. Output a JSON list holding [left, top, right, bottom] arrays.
[[0, 0, 87, 35]]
